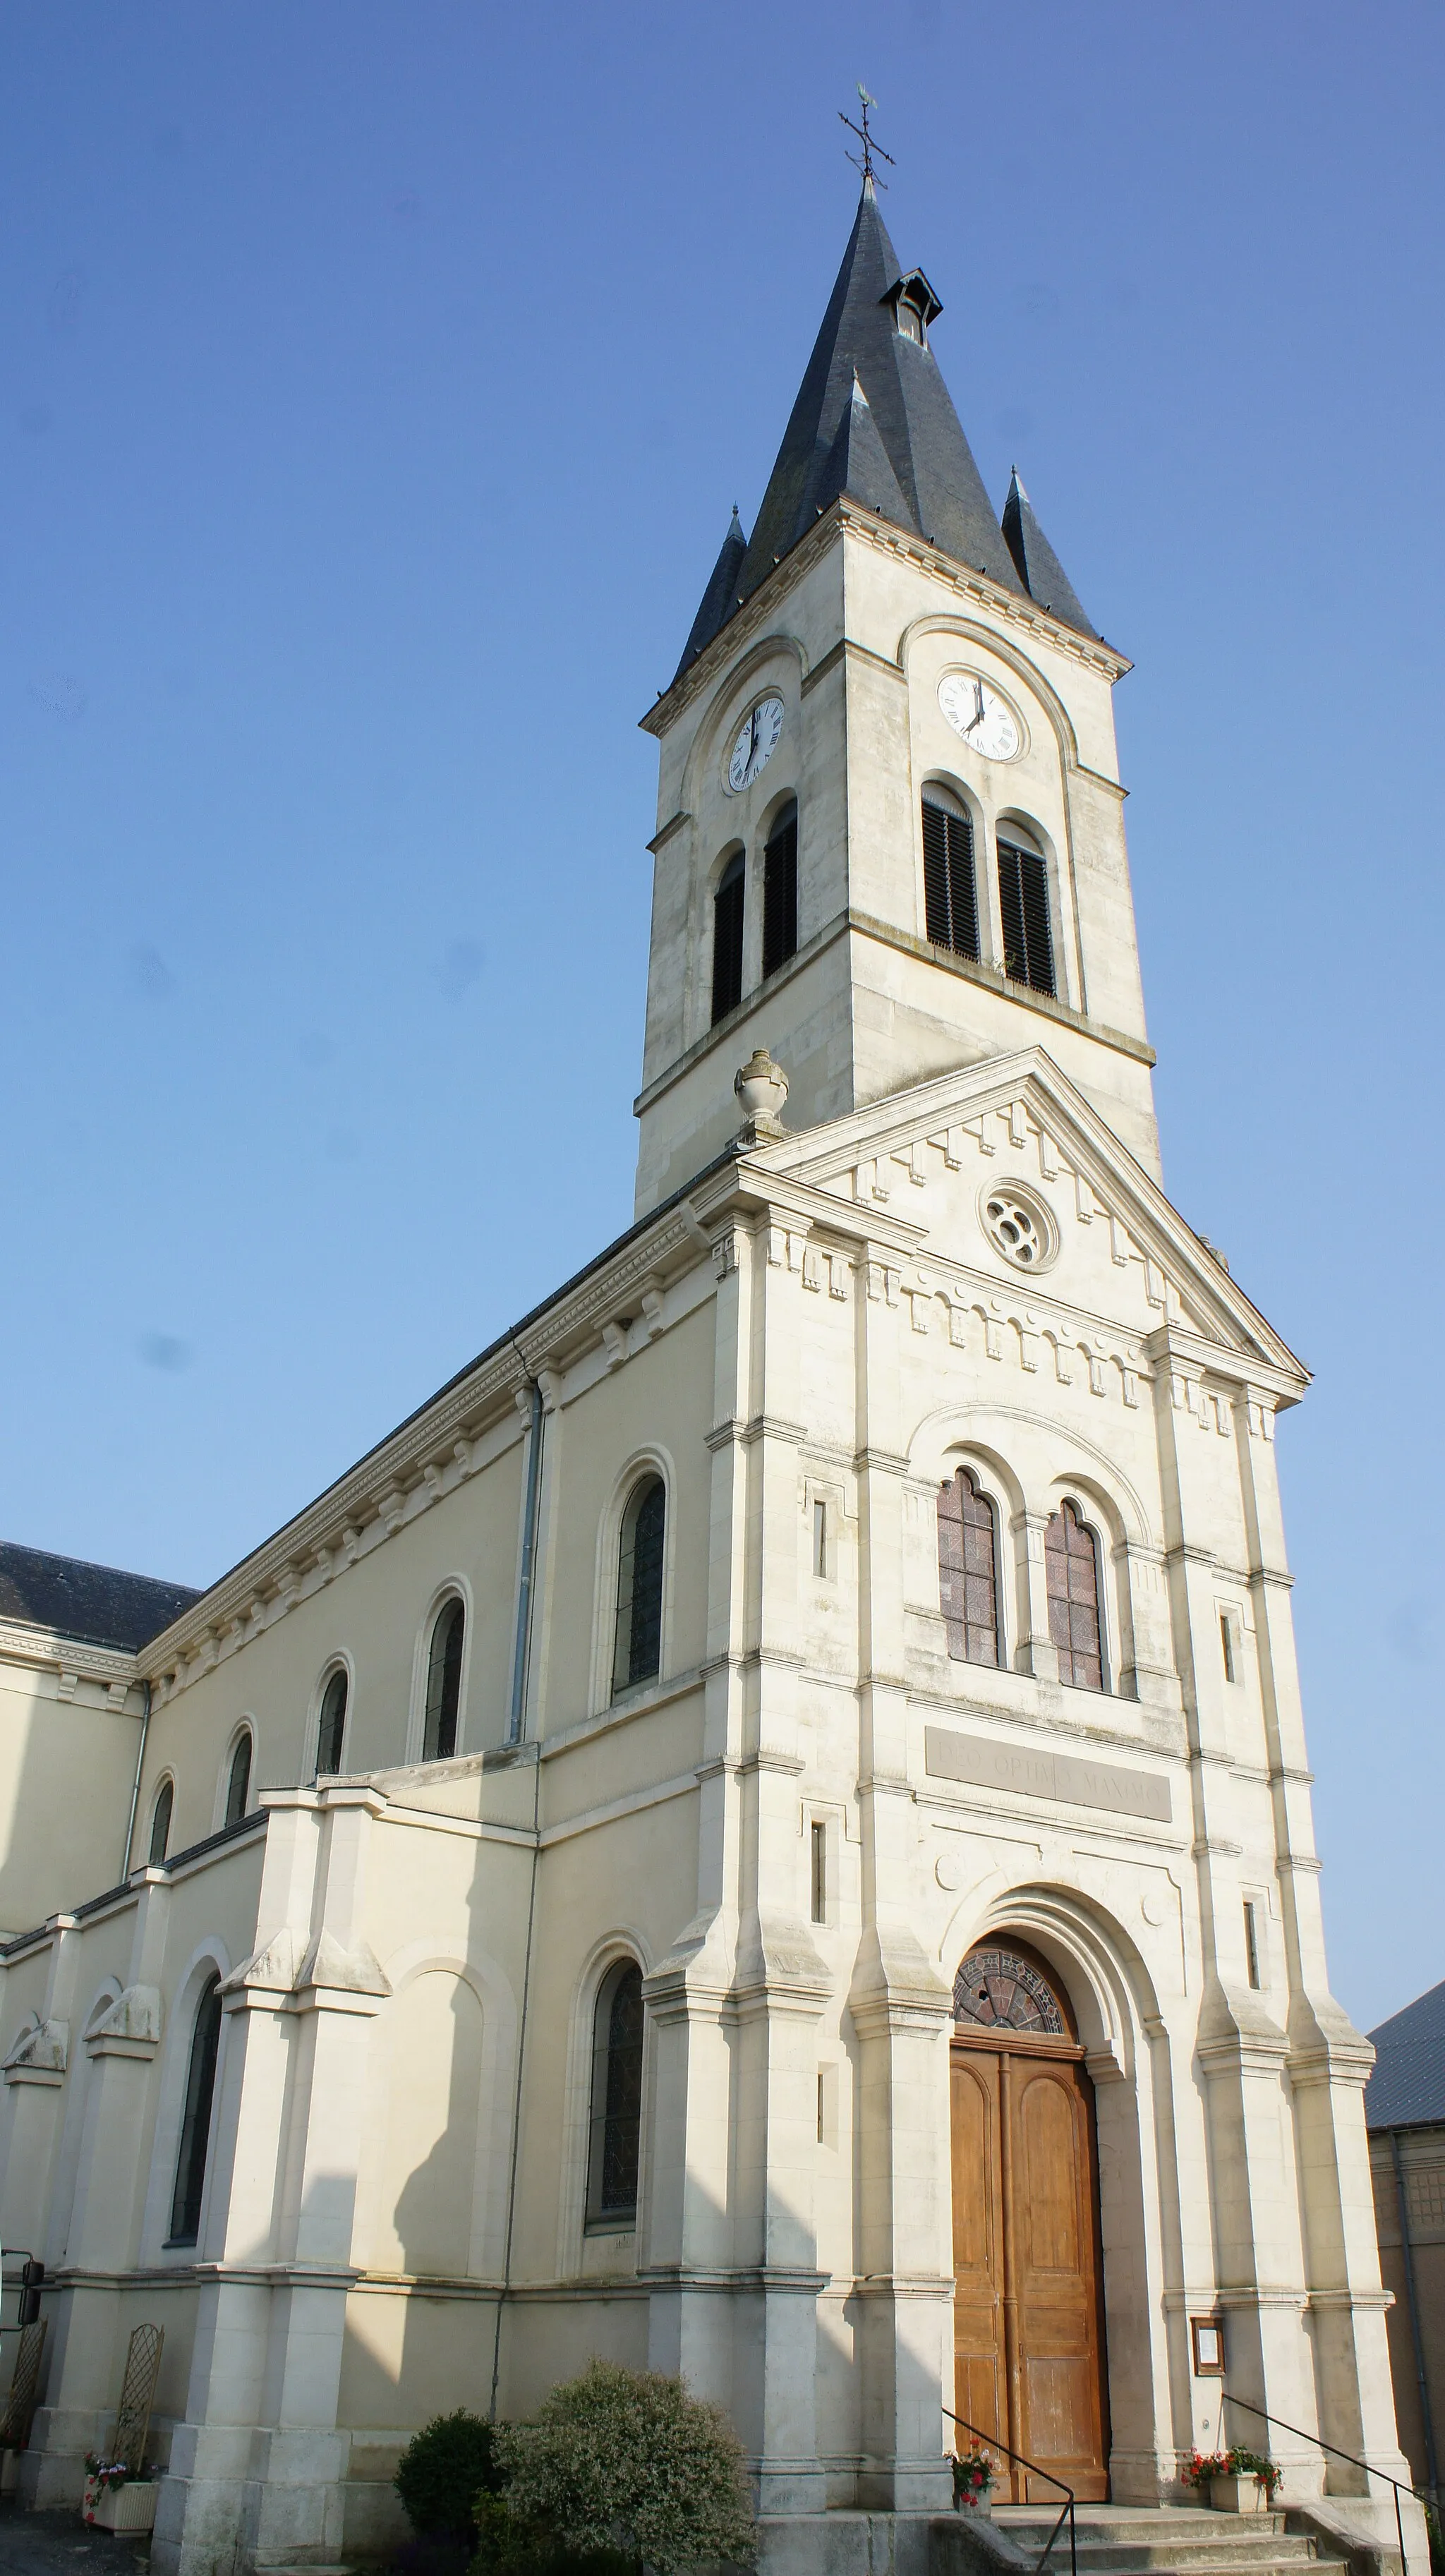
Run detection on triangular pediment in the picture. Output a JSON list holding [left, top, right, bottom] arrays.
[[745, 1048, 1305, 1380]]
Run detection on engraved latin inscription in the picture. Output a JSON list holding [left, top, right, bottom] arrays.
[[924, 1725, 1172, 1823]]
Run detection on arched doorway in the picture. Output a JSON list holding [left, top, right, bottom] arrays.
[[950, 1938, 1110, 2501]]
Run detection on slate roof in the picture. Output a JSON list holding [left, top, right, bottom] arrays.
[[1003, 468, 1098, 639], [1365, 1978, 1445, 2130], [676, 180, 1104, 680], [0, 1541, 202, 1655]]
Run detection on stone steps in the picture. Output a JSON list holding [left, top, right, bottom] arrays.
[[988, 2507, 1347, 2576]]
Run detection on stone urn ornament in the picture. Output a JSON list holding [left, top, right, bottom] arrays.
[[734, 1048, 789, 1143]]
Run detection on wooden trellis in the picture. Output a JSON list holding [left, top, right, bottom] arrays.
[[111, 2323, 164, 2475]]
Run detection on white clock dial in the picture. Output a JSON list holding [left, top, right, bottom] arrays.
[[938, 672, 1021, 762], [726, 694, 784, 793]]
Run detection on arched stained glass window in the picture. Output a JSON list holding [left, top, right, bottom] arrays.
[[711, 852, 746, 1023], [423, 1601, 465, 1760], [923, 793, 979, 960], [953, 1944, 1069, 2036], [148, 1779, 174, 1866], [224, 1734, 252, 1826], [586, 1959, 644, 2227], [937, 1469, 1000, 1667], [316, 1669, 348, 1776], [1045, 1499, 1104, 1691], [762, 802, 798, 979], [168, 1972, 224, 2246], [613, 1476, 665, 1698]]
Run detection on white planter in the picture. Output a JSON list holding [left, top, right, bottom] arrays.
[[92, 2481, 158, 2534], [1209, 2474, 1269, 2513]]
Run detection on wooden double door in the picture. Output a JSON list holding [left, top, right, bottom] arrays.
[[950, 1959, 1110, 2501]]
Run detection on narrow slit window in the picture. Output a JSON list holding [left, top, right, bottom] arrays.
[[810, 1820, 828, 1925], [998, 835, 1055, 995], [922, 795, 979, 960], [613, 1476, 665, 1696], [316, 1669, 349, 1775], [586, 1959, 644, 2227], [711, 852, 746, 1022], [1044, 1499, 1104, 1691], [813, 1498, 828, 1578], [423, 1601, 465, 1760], [762, 804, 798, 979], [1220, 1612, 1238, 1684], [817, 2070, 826, 2142], [936, 1470, 1000, 1667], [1244, 1901, 1262, 1990], [148, 1779, 174, 1867], [168, 1973, 224, 2247], [224, 1734, 252, 1825]]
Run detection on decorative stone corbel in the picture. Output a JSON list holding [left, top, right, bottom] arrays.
[[85, 1985, 162, 2060], [3, 2017, 69, 2084]]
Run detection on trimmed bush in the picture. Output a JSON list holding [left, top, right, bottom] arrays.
[[490, 2359, 756, 2575], [395, 2410, 504, 2541]]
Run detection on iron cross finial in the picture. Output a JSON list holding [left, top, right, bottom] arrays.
[[839, 85, 895, 188]]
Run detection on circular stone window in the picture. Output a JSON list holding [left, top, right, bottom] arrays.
[[979, 1181, 1058, 1274]]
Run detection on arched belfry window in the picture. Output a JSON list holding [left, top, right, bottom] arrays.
[[1045, 1499, 1105, 1691], [586, 1959, 644, 2227], [613, 1475, 665, 1698], [148, 1778, 174, 1866], [922, 791, 979, 960], [937, 1469, 1000, 1667], [168, 1972, 224, 2247], [998, 827, 1055, 996], [316, 1669, 348, 1777], [224, 1733, 252, 1826], [711, 852, 745, 1023], [423, 1600, 465, 1760], [762, 802, 798, 979]]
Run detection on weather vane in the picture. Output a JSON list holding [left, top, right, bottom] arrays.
[[839, 85, 895, 188]]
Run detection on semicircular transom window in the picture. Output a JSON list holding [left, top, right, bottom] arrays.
[[983, 1187, 1053, 1271], [953, 1944, 1067, 2036]]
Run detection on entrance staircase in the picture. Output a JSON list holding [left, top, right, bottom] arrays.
[[989, 2507, 1349, 2576]]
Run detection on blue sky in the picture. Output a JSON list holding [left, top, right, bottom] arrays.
[[3, 2, 1440, 2029]]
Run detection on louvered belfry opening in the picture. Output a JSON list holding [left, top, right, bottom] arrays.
[[998, 837, 1055, 996], [922, 796, 979, 960], [711, 852, 746, 1022], [1045, 1499, 1104, 1691], [937, 1468, 1001, 1667], [762, 804, 798, 979]]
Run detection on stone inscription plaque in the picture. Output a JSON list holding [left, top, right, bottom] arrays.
[[924, 1724, 1172, 1824]]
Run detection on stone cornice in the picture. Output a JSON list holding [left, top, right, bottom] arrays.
[[0, 1620, 138, 1690], [641, 499, 1130, 737]]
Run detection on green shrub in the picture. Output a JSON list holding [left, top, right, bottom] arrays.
[[395, 2410, 504, 2540], [490, 2359, 755, 2576]]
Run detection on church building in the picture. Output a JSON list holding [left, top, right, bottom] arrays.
[[0, 174, 1416, 2576]]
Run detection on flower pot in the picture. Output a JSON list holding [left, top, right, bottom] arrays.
[[92, 2481, 157, 2534], [81, 2475, 101, 2524], [1209, 2474, 1269, 2513]]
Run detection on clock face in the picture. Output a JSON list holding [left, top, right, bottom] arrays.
[[938, 672, 1021, 762], [726, 695, 785, 793]]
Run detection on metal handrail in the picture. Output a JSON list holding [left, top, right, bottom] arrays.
[[944, 2406, 1077, 2576], [1222, 2390, 1426, 2576]]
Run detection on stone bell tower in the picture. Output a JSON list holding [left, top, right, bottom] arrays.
[[634, 179, 1161, 1218]]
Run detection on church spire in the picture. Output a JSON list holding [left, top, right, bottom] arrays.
[[1001, 467, 1098, 639], [674, 506, 749, 679], [674, 183, 1026, 676]]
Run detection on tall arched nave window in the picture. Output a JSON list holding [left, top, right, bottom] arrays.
[[223, 1731, 252, 1826], [936, 1468, 1001, 1667], [168, 1973, 224, 2247], [1045, 1499, 1105, 1690], [148, 1777, 174, 1866], [613, 1475, 665, 1698], [423, 1600, 465, 1760], [316, 1667, 349, 1777], [586, 1958, 644, 2228]]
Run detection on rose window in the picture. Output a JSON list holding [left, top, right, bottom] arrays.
[[984, 1190, 1047, 1269]]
